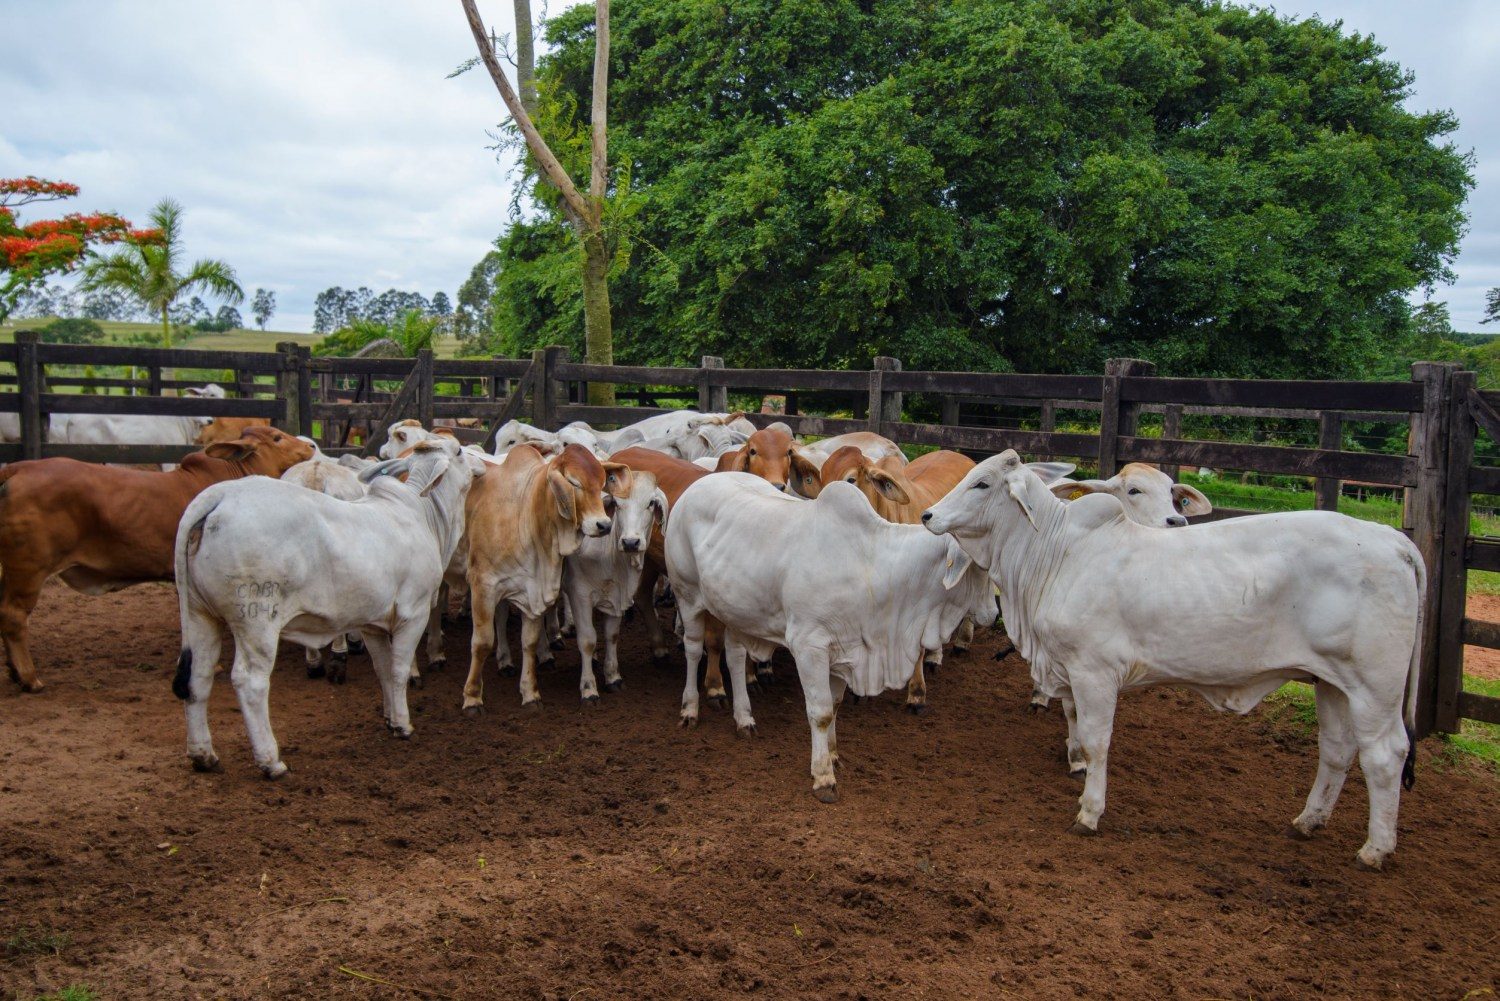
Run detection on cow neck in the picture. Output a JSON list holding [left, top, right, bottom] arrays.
[[991, 477, 1074, 670], [177, 451, 260, 488], [420, 466, 469, 567]]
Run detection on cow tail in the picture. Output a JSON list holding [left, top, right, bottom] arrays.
[[1401, 540, 1427, 792], [173, 493, 220, 701]]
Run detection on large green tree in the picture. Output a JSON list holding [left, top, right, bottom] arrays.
[[80, 198, 242, 347], [481, 0, 1471, 378]]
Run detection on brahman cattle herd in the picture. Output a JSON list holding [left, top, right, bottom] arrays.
[[0, 397, 1426, 870]]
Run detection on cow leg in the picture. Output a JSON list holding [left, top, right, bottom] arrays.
[[461, 582, 497, 715], [0, 571, 47, 693], [229, 637, 285, 779], [363, 630, 398, 725], [1061, 695, 1086, 776], [724, 632, 755, 736], [797, 649, 838, 802], [1350, 694, 1409, 870], [635, 569, 671, 662], [703, 619, 727, 709], [952, 616, 974, 655], [328, 632, 349, 684], [545, 603, 565, 653], [1291, 682, 1356, 839], [180, 610, 224, 773], [346, 631, 366, 656], [383, 620, 423, 739], [518, 613, 546, 707], [558, 593, 576, 640], [828, 674, 847, 770], [600, 613, 624, 692], [905, 657, 928, 714], [304, 645, 325, 680], [425, 591, 446, 673], [679, 609, 706, 727], [493, 601, 515, 677], [576, 603, 601, 705], [1068, 681, 1119, 834]]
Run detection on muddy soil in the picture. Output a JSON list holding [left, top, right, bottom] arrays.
[[1, 582, 1496, 999]]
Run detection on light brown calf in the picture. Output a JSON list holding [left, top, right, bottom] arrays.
[[0, 426, 315, 691], [195, 417, 272, 445], [713, 426, 820, 493], [461, 444, 617, 710]]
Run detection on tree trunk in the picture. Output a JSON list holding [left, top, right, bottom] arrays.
[[160, 304, 172, 348], [582, 228, 614, 407], [513, 0, 536, 116]]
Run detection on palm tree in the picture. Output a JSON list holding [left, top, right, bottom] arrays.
[[80, 198, 242, 346]]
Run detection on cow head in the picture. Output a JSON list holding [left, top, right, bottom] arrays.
[[601, 466, 668, 567], [493, 419, 561, 457], [819, 445, 911, 507], [196, 416, 272, 445], [921, 451, 1075, 562], [1048, 462, 1211, 528], [717, 427, 819, 493], [183, 383, 227, 399], [544, 444, 613, 556], [202, 425, 316, 475], [380, 419, 429, 459]]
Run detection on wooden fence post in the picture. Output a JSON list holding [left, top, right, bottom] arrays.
[[415, 349, 435, 431], [1407, 361, 1458, 738], [274, 342, 300, 433], [868, 356, 901, 434], [1315, 411, 1343, 511], [532, 346, 566, 429], [699, 356, 726, 413], [1161, 404, 1183, 480], [15, 331, 43, 460], [1098, 357, 1155, 477], [147, 365, 162, 397], [295, 345, 314, 438], [940, 397, 960, 427], [1430, 369, 1476, 737]]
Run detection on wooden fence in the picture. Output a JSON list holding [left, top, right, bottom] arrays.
[[2, 331, 1495, 737]]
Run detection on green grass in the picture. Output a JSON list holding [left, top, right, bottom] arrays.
[[1, 318, 468, 357], [1264, 681, 1500, 768], [5, 925, 69, 957], [33, 987, 96, 1001]]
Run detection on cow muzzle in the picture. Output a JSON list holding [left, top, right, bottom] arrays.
[[587, 517, 613, 537], [1165, 515, 1188, 528], [621, 537, 643, 552]]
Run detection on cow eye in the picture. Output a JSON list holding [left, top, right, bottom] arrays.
[[845, 475, 856, 483], [972, 480, 990, 490], [1128, 487, 1143, 496], [749, 449, 757, 457]]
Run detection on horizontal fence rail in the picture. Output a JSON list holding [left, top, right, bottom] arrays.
[[2, 334, 1494, 736]]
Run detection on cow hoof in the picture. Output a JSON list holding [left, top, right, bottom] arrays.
[[923, 660, 940, 677], [190, 755, 222, 774], [329, 667, 347, 685], [650, 653, 670, 669], [755, 665, 774, 685], [1027, 702, 1046, 716], [680, 713, 698, 729], [736, 723, 757, 739], [1286, 822, 1318, 841], [347, 637, 367, 655], [603, 679, 624, 693], [550, 637, 566, 651], [707, 694, 727, 710], [261, 762, 289, 780], [582, 694, 600, 707], [522, 700, 543, 713], [904, 702, 928, 716], [306, 664, 326, 680], [19, 678, 44, 694], [952, 644, 969, 656], [1354, 851, 1386, 873], [498, 664, 517, 678], [747, 680, 762, 694], [1068, 821, 1097, 837], [428, 657, 445, 673], [537, 657, 555, 672], [813, 785, 839, 804], [1067, 764, 1086, 778], [409, 674, 425, 690], [393, 727, 413, 740], [847, 693, 863, 705], [462, 704, 484, 719]]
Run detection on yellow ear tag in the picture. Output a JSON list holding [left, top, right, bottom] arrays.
[[1068, 488, 1087, 500]]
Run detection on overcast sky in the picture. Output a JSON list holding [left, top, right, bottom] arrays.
[[2, 1, 1497, 332]]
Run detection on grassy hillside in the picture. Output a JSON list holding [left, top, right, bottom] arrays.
[[0, 319, 466, 356]]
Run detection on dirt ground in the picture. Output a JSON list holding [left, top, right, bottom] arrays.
[[1461, 592, 1500, 681], [1, 582, 1497, 1001]]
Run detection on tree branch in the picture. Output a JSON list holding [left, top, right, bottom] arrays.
[[459, 0, 593, 227], [589, 0, 610, 209]]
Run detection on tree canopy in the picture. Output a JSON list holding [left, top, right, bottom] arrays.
[[478, 0, 1472, 378]]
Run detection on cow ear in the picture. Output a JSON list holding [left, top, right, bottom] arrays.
[[868, 468, 910, 505], [548, 468, 577, 522], [722, 448, 750, 473], [941, 538, 973, 590], [1008, 476, 1039, 530], [556, 524, 582, 557], [651, 487, 670, 530], [601, 461, 630, 492], [1025, 461, 1076, 485], [359, 457, 411, 483], [1172, 482, 1213, 517], [204, 440, 255, 462], [1050, 479, 1106, 502]]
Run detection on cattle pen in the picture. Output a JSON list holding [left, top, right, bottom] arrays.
[[4, 330, 1495, 739], [2, 331, 1499, 998]]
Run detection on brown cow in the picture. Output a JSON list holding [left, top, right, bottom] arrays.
[[819, 446, 978, 711], [0, 426, 315, 691], [460, 444, 617, 711], [196, 417, 272, 445], [713, 426, 820, 493]]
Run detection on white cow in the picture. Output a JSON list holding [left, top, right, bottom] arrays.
[[172, 437, 483, 777], [280, 452, 373, 681], [921, 450, 1424, 869], [665, 474, 998, 802], [2, 383, 229, 468], [560, 466, 668, 702], [795, 431, 907, 471]]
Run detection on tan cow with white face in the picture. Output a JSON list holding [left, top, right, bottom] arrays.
[[461, 444, 617, 710], [1049, 462, 1212, 528]]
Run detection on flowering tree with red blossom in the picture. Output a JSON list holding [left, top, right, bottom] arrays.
[[0, 177, 160, 324]]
